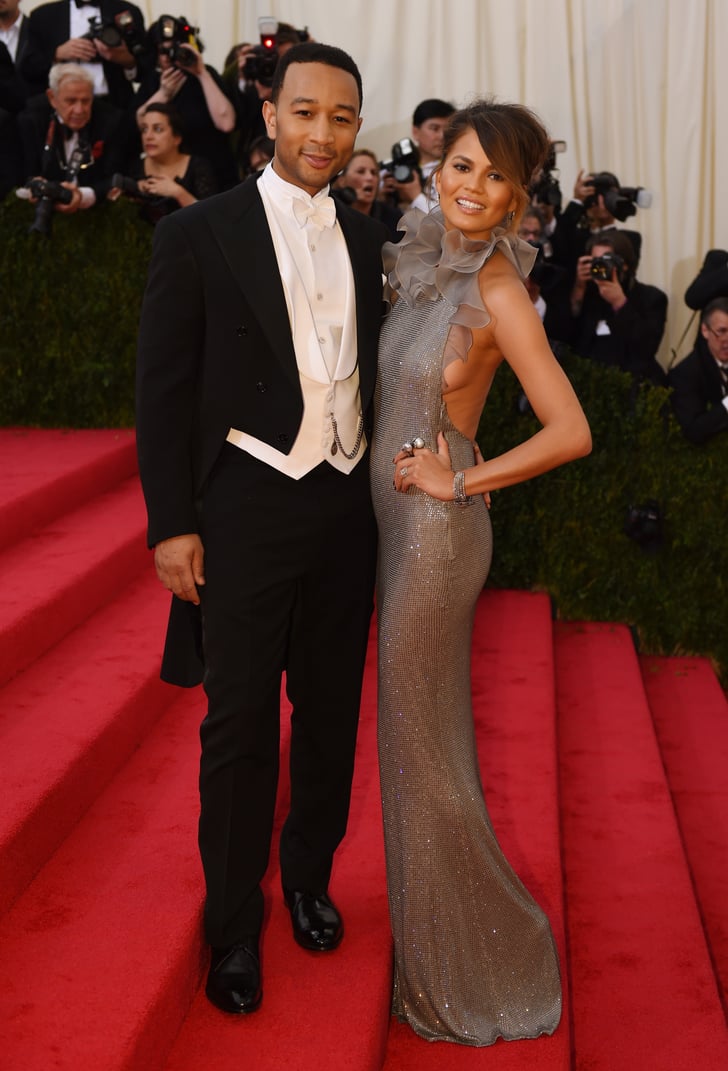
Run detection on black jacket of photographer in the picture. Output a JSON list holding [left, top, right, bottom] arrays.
[[18, 90, 131, 200], [20, 0, 150, 106], [668, 343, 728, 444], [570, 271, 668, 385]]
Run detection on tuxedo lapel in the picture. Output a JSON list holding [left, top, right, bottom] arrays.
[[205, 180, 300, 392]]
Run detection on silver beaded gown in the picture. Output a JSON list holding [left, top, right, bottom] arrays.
[[371, 209, 562, 1046]]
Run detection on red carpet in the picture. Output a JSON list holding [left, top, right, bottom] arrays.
[[1, 431, 727, 1069], [556, 622, 728, 1070], [640, 654, 728, 1018]]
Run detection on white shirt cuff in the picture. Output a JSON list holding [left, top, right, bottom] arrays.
[[78, 187, 97, 209]]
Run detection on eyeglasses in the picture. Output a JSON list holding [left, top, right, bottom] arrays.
[[705, 323, 728, 341]]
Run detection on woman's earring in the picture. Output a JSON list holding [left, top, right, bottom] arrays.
[[506, 210, 515, 226]]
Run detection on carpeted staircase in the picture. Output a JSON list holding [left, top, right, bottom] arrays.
[[1, 428, 727, 1071]]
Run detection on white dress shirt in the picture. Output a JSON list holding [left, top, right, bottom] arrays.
[[0, 11, 23, 62]]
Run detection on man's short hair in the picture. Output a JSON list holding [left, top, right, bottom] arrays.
[[48, 62, 95, 94], [701, 296, 728, 324], [270, 42, 363, 111], [412, 98, 454, 127]]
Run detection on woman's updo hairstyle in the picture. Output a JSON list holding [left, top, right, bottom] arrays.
[[439, 98, 551, 229]]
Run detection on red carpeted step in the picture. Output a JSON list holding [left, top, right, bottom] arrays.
[[0, 686, 207, 1071], [0, 474, 149, 687], [0, 570, 176, 915], [161, 621, 392, 1071], [382, 589, 569, 1071], [0, 428, 137, 553], [640, 653, 728, 1016], [556, 622, 728, 1070]]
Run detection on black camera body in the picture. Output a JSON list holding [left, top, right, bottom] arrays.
[[83, 10, 147, 59], [584, 172, 652, 222], [590, 251, 625, 282], [154, 15, 202, 69], [242, 44, 278, 86], [242, 18, 309, 88], [624, 500, 663, 551], [380, 138, 419, 185], [529, 139, 566, 212], [27, 177, 73, 237]]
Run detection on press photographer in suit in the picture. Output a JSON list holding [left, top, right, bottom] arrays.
[[569, 230, 667, 385], [669, 296, 728, 443], [21, 0, 148, 106], [136, 42, 386, 1016]]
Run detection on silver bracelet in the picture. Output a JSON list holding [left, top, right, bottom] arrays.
[[453, 470, 472, 507]]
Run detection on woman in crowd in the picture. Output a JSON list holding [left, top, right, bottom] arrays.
[[128, 102, 216, 222], [135, 19, 236, 191], [370, 98, 591, 1046], [334, 148, 402, 240]]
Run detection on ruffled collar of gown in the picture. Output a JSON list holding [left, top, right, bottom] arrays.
[[383, 206, 538, 333]]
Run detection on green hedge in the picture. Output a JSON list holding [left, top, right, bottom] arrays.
[[478, 354, 728, 682], [2, 194, 726, 680], [0, 196, 152, 427]]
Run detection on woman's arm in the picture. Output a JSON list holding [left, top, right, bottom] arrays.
[[396, 271, 591, 501], [190, 59, 236, 134]]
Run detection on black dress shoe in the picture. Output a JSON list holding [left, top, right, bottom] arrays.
[[283, 889, 343, 952], [205, 939, 262, 1014]]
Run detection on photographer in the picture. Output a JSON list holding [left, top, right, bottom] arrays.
[[17, 60, 130, 227], [569, 230, 667, 384], [136, 16, 235, 190], [551, 168, 644, 279], [20, 0, 149, 107], [382, 98, 454, 212], [224, 22, 311, 179], [110, 101, 216, 224], [669, 297, 728, 444]]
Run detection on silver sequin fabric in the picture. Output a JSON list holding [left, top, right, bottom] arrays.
[[371, 293, 562, 1046]]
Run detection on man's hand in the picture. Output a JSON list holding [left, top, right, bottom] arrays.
[[55, 183, 83, 213], [595, 270, 627, 311], [154, 534, 205, 604], [573, 168, 595, 203], [55, 37, 97, 63]]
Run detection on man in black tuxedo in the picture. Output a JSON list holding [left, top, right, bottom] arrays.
[[20, 0, 148, 105], [669, 297, 728, 443], [568, 230, 667, 385], [17, 61, 130, 211], [136, 42, 386, 1016]]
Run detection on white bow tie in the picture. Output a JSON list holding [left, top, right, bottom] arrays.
[[292, 195, 336, 230]]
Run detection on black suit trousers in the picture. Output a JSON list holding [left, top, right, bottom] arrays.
[[197, 443, 377, 947]]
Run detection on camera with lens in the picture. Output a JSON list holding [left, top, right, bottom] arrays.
[[111, 173, 158, 201], [83, 10, 147, 59], [26, 177, 73, 237], [242, 43, 278, 86], [379, 138, 420, 185], [529, 138, 566, 212], [590, 251, 625, 282], [584, 171, 652, 222], [242, 17, 309, 88], [155, 15, 202, 70], [624, 500, 663, 551], [110, 172, 178, 223]]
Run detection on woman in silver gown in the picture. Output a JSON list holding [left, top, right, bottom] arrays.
[[370, 100, 592, 1046]]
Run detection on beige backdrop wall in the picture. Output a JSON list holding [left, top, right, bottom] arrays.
[[20, 0, 724, 363]]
